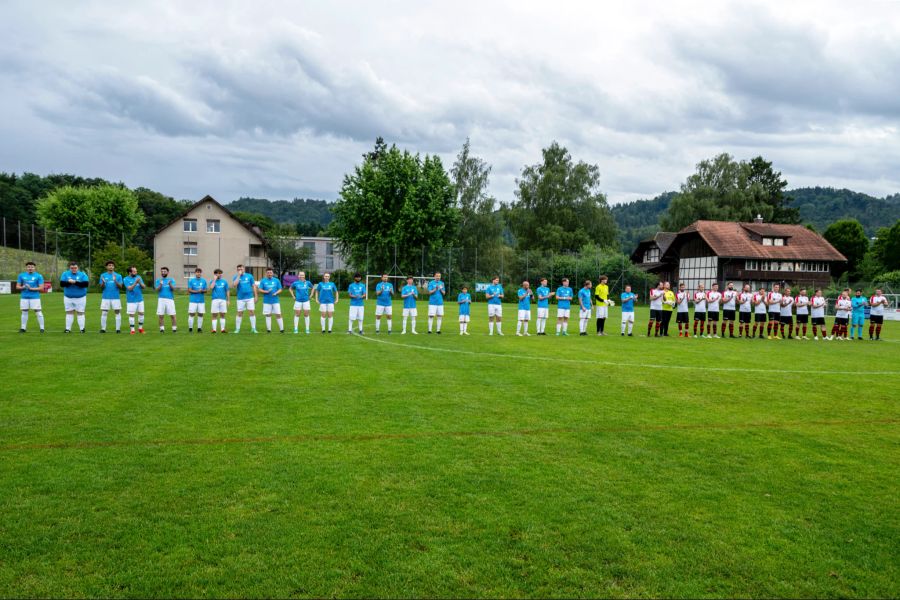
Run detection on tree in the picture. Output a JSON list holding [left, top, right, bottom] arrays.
[[872, 220, 900, 273], [661, 154, 796, 230], [450, 139, 504, 274], [92, 242, 154, 278], [231, 211, 276, 233], [266, 224, 313, 279], [508, 142, 617, 253], [36, 185, 143, 263], [823, 219, 869, 277], [330, 140, 459, 273], [133, 187, 190, 253]]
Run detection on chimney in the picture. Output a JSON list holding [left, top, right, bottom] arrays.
[[754, 214, 763, 223]]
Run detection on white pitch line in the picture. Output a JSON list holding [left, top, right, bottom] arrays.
[[355, 333, 900, 376]]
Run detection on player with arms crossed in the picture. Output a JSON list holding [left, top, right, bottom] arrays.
[[810, 289, 827, 340], [706, 283, 722, 338], [427, 272, 446, 334], [751, 285, 767, 339], [457, 285, 472, 335], [691, 283, 707, 338], [850, 289, 868, 340], [373, 274, 394, 334], [620, 285, 637, 336], [516, 280, 533, 336], [258, 267, 284, 333], [209, 269, 229, 333], [829, 289, 852, 340], [647, 282, 664, 337], [314, 273, 338, 333], [555, 278, 573, 336], [400, 276, 418, 334], [675, 282, 690, 337], [232, 265, 258, 334], [535, 278, 553, 335], [123, 266, 147, 334], [578, 280, 593, 336], [60, 261, 89, 333], [347, 273, 366, 334], [778, 286, 794, 339], [721, 282, 738, 338], [187, 267, 208, 333], [869, 288, 888, 340], [794, 288, 810, 339], [766, 284, 783, 339], [154, 267, 177, 333], [16, 261, 45, 333], [99, 260, 124, 333], [486, 276, 504, 335], [290, 271, 314, 334], [737, 284, 752, 338]]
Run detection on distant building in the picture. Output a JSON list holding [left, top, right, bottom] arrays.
[[153, 195, 269, 280], [635, 218, 847, 291], [631, 232, 677, 284], [284, 236, 347, 274]]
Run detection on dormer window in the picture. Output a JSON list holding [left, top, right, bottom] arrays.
[[643, 248, 660, 263], [762, 237, 785, 246]]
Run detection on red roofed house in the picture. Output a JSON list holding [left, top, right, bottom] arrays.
[[653, 217, 846, 292]]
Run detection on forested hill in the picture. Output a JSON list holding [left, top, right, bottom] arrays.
[[612, 187, 900, 253], [226, 197, 334, 226]]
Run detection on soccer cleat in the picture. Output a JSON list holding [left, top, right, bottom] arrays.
[[294, 329, 299, 334], [463, 331, 470, 335], [436, 331, 441, 335], [621, 333, 625, 336], [524, 332, 530, 336], [81, 329, 85, 333], [497, 332, 504, 336], [116, 330, 121, 334], [188, 328, 192, 333], [139, 328, 145, 334], [562, 331, 568, 336], [99, 330, 106, 334], [516, 333, 523, 337], [197, 329, 202, 333], [411, 331, 418, 335], [130, 330, 136, 335], [64, 329, 71, 334], [628, 333, 633, 337], [427, 331, 432, 334], [211, 330, 217, 334], [19, 329, 25, 333], [221, 329, 227, 334], [579, 332, 587, 336], [251, 329, 258, 334]]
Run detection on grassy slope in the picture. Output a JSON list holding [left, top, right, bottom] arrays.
[[0, 294, 897, 598]]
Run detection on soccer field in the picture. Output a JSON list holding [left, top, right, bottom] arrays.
[[1, 294, 898, 598]]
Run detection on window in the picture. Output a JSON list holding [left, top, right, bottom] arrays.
[[206, 219, 220, 233], [326, 256, 334, 270], [249, 244, 265, 258], [303, 242, 316, 252], [643, 248, 660, 263], [183, 219, 198, 232], [678, 255, 718, 293], [183, 244, 198, 257], [762, 236, 786, 246], [183, 265, 197, 279], [746, 260, 758, 270], [326, 242, 334, 256]]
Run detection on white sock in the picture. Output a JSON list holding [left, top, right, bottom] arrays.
[[115, 314, 121, 330], [21, 312, 28, 330], [387, 319, 392, 332], [36, 312, 44, 330], [294, 316, 300, 330], [220, 318, 226, 331], [376, 319, 381, 332], [489, 322, 494, 334], [77, 314, 85, 330], [211, 318, 217, 332], [188, 316, 194, 329], [304, 316, 310, 331], [497, 323, 503, 334], [358, 320, 363, 333], [138, 315, 144, 327], [66, 313, 74, 330], [235, 315, 242, 332], [196, 316, 202, 329], [628, 322, 633, 334], [101, 312, 108, 330], [516, 321, 522, 334], [411, 317, 416, 331], [327, 317, 333, 331], [277, 317, 284, 332], [523, 321, 528, 334], [129, 316, 135, 328], [266, 316, 272, 331], [402, 316, 408, 332], [249, 315, 257, 330], [556, 323, 561, 333], [436, 317, 442, 331]]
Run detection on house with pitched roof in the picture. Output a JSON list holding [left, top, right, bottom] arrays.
[[641, 217, 846, 292], [631, 232, 678, 284]]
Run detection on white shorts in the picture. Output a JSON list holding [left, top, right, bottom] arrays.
[[621, 311, 635, 323], [517, 309, 530, 321], [402, 308, 418, 317], [537, 307, 549, 319], [126, 301, 145, 315], [557, 308, 571, 319], [428, 305, 444, 317], [262, 303, 281, 315], [293, 301, 311, 312], [19, 298, 42, 310], [211, 299, 227, 313], [488, 304, 503, 318], [375, 305, 392, 316], [319, 303, 335, 313], [156, 298, 176, 316], [580, 309, 591, 320], [459, 314, 470, 322], [188, 302, 205, 314], [595, 305, 608, 318], [349, 305, 364, 321], [100, 299, 122, 311], [236, 298, 255, 312], [64, 296, 86, 312]]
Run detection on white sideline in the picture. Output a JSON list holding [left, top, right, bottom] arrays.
[[355, 333, 900, 376]]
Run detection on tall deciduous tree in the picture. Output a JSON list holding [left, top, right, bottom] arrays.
[[823, 219, 869, 277], [508, 142, 617, 253], [330, 140, 459, 273], [133, 187, 190, 253], [451, 139, 503, 270], [871, 220, 900, 274]]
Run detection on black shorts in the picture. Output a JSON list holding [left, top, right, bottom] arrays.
[[707, 311, 720, 322], [780, 314, 793, 325], [871, 315, 883, 324], [723, 309, 736, 322], [676, 312, 689, 324], [796, 314, 808, 324], [755, 313, 767, 323], [694, 312, 706, 322], [769, 312, 780, 322], [812, 316, 826, 326], [650, 309, 663, 321], [835, 316, 849, 326], [739, 312, 751, 324]]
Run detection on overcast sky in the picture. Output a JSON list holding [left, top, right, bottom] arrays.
[[2, 0, 899, 206]]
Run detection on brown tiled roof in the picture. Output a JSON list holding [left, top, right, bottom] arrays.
[[631, 231, 677, 262], [671, 220, 846, 262], [155, 195, 267, 244]]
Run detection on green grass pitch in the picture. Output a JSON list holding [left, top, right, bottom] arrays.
[[1, 293, 898, 598]]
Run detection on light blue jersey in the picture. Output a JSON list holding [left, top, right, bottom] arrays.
[[375, 281, 394, 306], [428, 280, 445, 305], [187, 276, 208, 302], [316, 281, 337, 304], [61, 270, 89, 298], [99, 272, 123, 300], [348, 282, 366, 307], [291, 280, 313, 302], [123, 275, 145, 303], [578, 287, 592, 310], [556, 286, 573, 310], [517, 288, 532, 310], [851, 296, 867, 315], [258, 277, 282, 304], [457, 292, 471, 316], [620, 291, 636, 313], [486, 283, 504, 305], [17, 272, 43, 299], [210, 278, 229, 301], [536, 285, 551, 308], [233, 273, 256, 301], [155, 277, 176, 300], [401, 284, 418, 309]]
